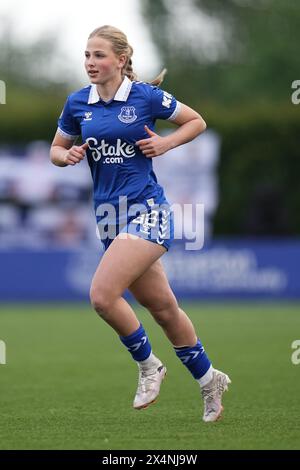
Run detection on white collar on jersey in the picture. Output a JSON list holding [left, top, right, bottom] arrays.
[[87, 75, 133, 104]]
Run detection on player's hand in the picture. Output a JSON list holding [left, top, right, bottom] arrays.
[[63, 142, 88, 166], [136, 125, 172, 158]]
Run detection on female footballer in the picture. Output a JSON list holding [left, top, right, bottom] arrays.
[[50, 25, 231, 422]]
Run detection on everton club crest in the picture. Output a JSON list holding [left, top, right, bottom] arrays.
[[118, 106, 137, 124]]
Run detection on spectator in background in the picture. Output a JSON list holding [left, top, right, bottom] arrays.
[[13, 141, 55, 223]]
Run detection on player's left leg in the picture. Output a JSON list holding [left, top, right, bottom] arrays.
[[129, 259, 231, 422]]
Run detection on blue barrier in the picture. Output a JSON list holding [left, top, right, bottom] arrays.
[[0, 239, 299, 301]]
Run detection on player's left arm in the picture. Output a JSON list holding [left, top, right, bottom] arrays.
[[136, 104, 206, 158]]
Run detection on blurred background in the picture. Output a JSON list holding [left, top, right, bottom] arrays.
[[0, 0, 299, 300], [1, 0, 300, 452]]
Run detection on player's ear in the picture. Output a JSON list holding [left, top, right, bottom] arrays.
[[118, 54, 127, 68]]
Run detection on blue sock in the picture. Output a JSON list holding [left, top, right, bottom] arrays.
[[119, 323, 152, 362], [174, 339, 211, 379]]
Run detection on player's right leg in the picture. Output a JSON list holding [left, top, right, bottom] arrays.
[[90, 233, 167, 409]]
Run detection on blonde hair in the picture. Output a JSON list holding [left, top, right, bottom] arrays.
[[88, 25, 166, 86]]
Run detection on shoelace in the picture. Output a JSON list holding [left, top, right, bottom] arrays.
[[137, 369, 159, 394], [201, 384, 217, 403], [201, 383, 219, 417], [201, 375, 226, 402]]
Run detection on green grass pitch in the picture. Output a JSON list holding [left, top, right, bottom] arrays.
[[0, 302, 299, 450]]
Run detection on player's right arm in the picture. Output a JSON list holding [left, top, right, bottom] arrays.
[[50, 94, 88, 167], [50, 132, 88, 167]]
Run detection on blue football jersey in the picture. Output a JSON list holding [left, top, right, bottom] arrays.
[[57, 76, 181, 213]]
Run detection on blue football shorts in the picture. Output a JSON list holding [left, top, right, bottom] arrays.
[[98, 201, 174, 252]]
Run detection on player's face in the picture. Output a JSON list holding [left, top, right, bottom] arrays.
[[85, 37, 126, 84]]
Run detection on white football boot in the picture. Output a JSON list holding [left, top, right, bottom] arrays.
[[133, 356, 167, 410], [201, 368, 231, 422]]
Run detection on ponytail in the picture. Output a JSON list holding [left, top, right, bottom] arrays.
[[149, 68, 167, 86]]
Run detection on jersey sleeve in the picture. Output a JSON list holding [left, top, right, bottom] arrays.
[[57, 96, 81, 140], [151, 86, 181, 121]]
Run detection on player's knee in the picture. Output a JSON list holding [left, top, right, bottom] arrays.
[[90, 286, 113, 318]]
